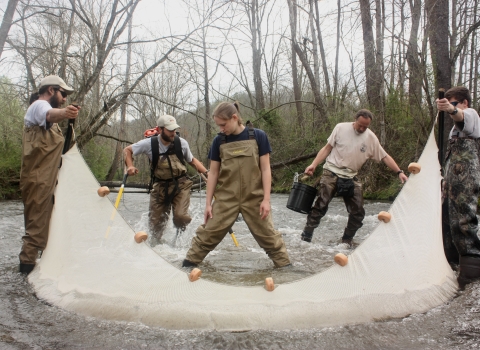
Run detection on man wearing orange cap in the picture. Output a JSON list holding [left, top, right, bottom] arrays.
[[19, 75, 80, 274]]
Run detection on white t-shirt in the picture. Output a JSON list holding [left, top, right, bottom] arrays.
[[449, 108, 480, 139], [24, 100, 53, 130], [324, 122, 388, 178], [131, 135, 194, 163]]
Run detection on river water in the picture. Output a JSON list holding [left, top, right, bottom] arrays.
[[1, 191, 480, 349]]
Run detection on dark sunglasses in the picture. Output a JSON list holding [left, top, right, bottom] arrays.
[[450, 101, 459, 107], [54, 88, 67, 98]]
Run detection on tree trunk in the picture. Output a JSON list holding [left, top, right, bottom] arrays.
[[250, 0, 265, 111], [406, 0, 423, 116], [308, 1, 320, 95], [58, 5, 75, 78], [0, 0, 19, 58], [468, 0, 477, 93], [333, 0, 341, 109], [287, 0, 303, 125], [313, 0, 331, 98], [287, 0, 326, 123], [375, 0, 385, 145], [359, 0, 385, 142], [202, 26, 212, 160], [426, 0, 452, 152], [106, 16, 132, 181]]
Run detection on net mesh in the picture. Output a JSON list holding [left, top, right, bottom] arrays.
[[28, 130, 457, 330]]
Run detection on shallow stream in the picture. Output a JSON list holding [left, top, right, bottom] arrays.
[[1, 191, 479, 349]]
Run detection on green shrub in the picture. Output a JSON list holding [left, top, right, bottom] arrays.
[[0, 78, 25, 199]]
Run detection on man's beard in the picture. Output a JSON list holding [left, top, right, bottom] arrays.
[[161, 131, 174, 143], [49, 93, 62, 108]]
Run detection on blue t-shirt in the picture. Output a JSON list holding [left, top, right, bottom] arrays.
[[208, 127, 272, 162]]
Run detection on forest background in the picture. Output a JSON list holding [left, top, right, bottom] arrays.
[[0, 0, 479, 200]]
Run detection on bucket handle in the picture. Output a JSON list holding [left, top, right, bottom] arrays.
[[293, 172, 299, 184], [293, 172, 311, 185]]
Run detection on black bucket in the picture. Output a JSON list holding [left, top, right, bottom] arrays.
[[286, 182, 317, 214]]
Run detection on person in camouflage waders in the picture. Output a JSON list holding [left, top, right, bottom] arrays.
[[437, 86, 480, 287], [19, 75, 80, 275], [183, 102, 291, 268], [300, 109, 408, 245]]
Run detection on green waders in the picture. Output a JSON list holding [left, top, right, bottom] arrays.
[[186, 139, 291, 267], [149, 148, 193, 240], [19, 125, 64, 266]]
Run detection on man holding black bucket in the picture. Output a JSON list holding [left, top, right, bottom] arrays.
[[300, 109, 408, 245]]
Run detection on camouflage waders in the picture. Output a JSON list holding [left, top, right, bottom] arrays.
[[186, 139, 291, 267], [442, 138, 480, 262], [149, 148, 192, 241], [303, 169, 365, 241], [19, 124, 64, 265]]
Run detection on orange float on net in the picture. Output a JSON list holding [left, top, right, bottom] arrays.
[[97, 186, 110, 197], [378, 211, 392, 223], [265, 277, 275, 291], [134, 231, 148, 243], [334, 253, 348, 266], [189, 268, 202, 282], [408, 162, 421, 174]]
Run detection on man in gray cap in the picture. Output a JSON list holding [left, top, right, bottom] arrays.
[[124, 115, 208, 244], [19, 75, 80, 274]]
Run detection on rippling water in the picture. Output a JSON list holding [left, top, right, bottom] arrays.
[[1, 192, 479, 349]]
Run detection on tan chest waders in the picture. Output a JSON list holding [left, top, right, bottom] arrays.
[[186, 138, 290, 267], [148, 143, 192, 241], [20, 124, 64, 265]]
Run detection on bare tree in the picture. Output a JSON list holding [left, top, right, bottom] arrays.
[[426, 0, 451, 91], [245, 0, 266, 111], [0, 0, 19, 58], [312, 0, 331, 98], [287, 0, 303, 123], [287, 0, 326, 124], [426, 0, 452, 152], [106, 15, 132, 181], [406, 0, 423, 115], [359, 0, 385, 144]]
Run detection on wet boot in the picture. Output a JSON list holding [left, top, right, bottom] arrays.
[[19, 263, 35, 275], [301, 231, 313, 243], [182, 259, 198, 268], [458, 256, 480, 288], [341, 228, 356, 247]]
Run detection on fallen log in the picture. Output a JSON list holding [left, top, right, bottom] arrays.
[[270, 152, 317, 170]]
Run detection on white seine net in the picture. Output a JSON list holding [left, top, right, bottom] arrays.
[[28, 130, 457, 330]]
